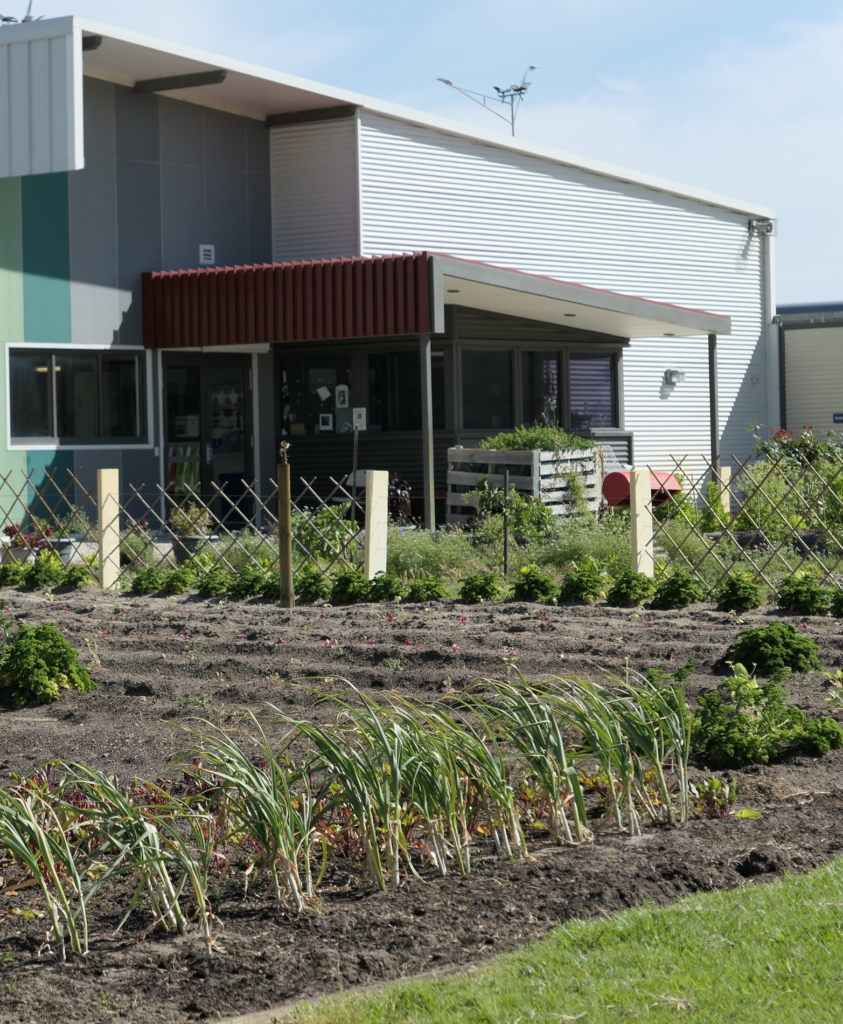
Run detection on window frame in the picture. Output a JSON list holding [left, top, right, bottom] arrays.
[[7, 344, 151, 449]]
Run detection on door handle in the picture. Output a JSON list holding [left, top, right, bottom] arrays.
[[205, 444, 213, 465]]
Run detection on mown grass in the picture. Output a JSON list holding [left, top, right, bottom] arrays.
[[287, 857, 843, 1024]]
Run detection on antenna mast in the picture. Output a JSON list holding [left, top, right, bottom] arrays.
[[437, 66, 542, 137]]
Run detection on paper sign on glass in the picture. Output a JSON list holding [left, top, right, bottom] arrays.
[[316, 386, 331, 402], [353, 408, 367, 431]]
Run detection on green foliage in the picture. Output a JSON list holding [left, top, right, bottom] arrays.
[[477, 424, 592, 452], [21, 552, 66, 590], [724, 622, 821, 677], [132, 566, 165, 595], [62, 565, 93, 590], [691, 662, 840, 767], [230, 565, 269, 600], [167, 499, 213, 536], [715, 569, 765, 613], [829, 589, 843, 618], [0, 562, 24, 588], [294, 508, 356, 564], [0, 623, 96, 709], [387, 526, 483, 578], [161, 566, 195, 595], [753, 424, 843, 464], [295, 565, 331, 603], [651, 570, 707, 610], [697, 480, 729, 533], [369, 572, 407, 602], [330, 568, 371, 605], [777, 570, 830, 615], [512, 563, 558, 604], [200, 530, 278, 574], [261, 571, 280, 599], [195, 568, 232, 598], [528, 517, 632, 576], [468, 482, 555, 547], [458, 571, 504, 604], [606, 570, 656, 608], [558, 556, 609, 603], [404, 577, 449, 603], [653, 474, 698, 526]]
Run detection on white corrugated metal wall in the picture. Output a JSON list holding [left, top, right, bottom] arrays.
[[784, 327, 843, 434], [357, 113, 768, 473], [270, 118, 360, 262], [0, 20, 84, 178]]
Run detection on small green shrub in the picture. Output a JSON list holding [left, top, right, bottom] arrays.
[[21, 552, 66, 590], [512, 563, 557, 604], [369, 572, 406, 602], [132, 566, 165, 595], [558, 556, 608, 604], [295, 565, 331, 604], [715, 569, 765, 613], [458, 571, 504, 604], [0, 563, 24, 588], [261, 572, 280, 599], [829, 589, 843, 618], [62, 565, 93, 589], [724, 621, 821, 676], [777, 570, 830, 616], [405, 577, 449, 603], [793, 715, 843, 756], [331, 568, 371, 605], [605, 571, 656, 608], [230, 565, 269, 600], [651, 571, 707, 610], [0, 622, 96, 709], [196, 569, 232, 598], [161, 566, 195, 595], [168, 500, 213, 536], [477, 425, 592, 452]]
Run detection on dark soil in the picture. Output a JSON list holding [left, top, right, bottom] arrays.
[[2, 588, 843, 1023]]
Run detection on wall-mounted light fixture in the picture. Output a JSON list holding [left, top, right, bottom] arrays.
[[663, 369, 686, 385]]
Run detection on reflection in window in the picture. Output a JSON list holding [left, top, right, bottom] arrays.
[[570, 356, 615, 429], [462, 349, 513, 430], [102, 357, 140, 439], [522, 352, 559, 426], [10, 353, 51, 438], [369, 352, 445, 432], [56, 354, 98, 440]]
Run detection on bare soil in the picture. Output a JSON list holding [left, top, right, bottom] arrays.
[[2, 588, 843, 1023]]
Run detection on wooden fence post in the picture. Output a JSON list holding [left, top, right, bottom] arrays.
[[717, 465, 732, 523], [364, 470, 389, 580], [97, 468, 120, 591], [278, 442, 294, 608], [630, 468, 654, 577]]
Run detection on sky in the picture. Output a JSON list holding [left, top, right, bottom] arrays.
[[14, 0, 843, 302]]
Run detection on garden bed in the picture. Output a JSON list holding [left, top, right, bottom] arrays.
[[2, 589, 843, 1023]]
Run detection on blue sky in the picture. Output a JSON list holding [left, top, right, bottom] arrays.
[[21, 1, 843, 301]]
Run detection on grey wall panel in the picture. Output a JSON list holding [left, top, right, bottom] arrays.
[[73, 448, 123, 521], [205, 167, 249, 267], [161, 163, 207, 271], [82, 76, 115, 161], [114, 86, 159, 164], [247, 172, 272, 264], [116, 158, 161, 345], [246, 119, 270, 175], [159, 96, 204, 167], [121, 448, 161, 502], [204, 107, 246, 172]]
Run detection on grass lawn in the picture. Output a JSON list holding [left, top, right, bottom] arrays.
[[288, 857, 843, 1024]]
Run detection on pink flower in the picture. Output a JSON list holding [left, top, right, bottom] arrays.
[[458, 616, 467, 626], [274, 636, 287, 646]]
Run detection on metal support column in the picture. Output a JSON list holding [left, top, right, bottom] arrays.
[[708, 332, 720, 478], [420, 333, 435, 531]]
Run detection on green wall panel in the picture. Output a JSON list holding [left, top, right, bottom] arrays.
[[21, 173, 72, 345], [0, 178, 24, 344], [26, 449, 75, 520]]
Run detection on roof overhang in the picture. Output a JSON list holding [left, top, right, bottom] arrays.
[[142, 253, 730, 351]]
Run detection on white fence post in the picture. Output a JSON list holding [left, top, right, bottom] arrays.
[[630, 468, 654, 577], [363, 470, 389, 580], [98, 468, 120, 591], [717, 465, 732, 522]]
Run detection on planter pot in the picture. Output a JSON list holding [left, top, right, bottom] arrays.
[[169, 534, 218, 564], [446, 446, 603, 526], [55, 540, 98, 566]]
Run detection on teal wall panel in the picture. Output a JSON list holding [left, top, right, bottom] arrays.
[[21, 173, 72, 344], [26, 449, 75, 520]]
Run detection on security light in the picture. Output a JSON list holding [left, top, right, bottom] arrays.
[[663, 369, 686, 385]]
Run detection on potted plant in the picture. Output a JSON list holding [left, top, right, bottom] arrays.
[[166, 500, 216, 564], [2, 523, 53, 564]]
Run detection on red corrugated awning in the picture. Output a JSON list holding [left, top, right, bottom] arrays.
[[142, 252, 432, 349]]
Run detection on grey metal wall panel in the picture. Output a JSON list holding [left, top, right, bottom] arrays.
[[159, 96, 204, 167], [161, 163, 207, 271], [247, 172, 272, 263], [120, 448, 160, 502], [246, 118, 270, 175], [358, 112, 766, 472], [270, 118, 360, 261], [82, 75, 115, 160], [73, 448, 123, 519], [114, 85, 159, 164], [205, 167, 249, 267], [204, 107, 246, 172], [116, 158, 162, 346]]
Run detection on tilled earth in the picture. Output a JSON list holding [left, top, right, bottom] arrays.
[[2, 587, 843, 1023]]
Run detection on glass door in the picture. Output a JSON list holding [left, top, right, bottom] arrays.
[[206, 364, 250, 523]]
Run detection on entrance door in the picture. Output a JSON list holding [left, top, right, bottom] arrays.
[[164, 357, 253, 523]]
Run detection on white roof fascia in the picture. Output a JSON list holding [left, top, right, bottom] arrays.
[[14, 15, 774, 219]]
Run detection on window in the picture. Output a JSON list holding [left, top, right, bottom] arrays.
[[369, 351, 445, 432], [570, 355, 615, 429], [281, 355, 352, 434], [9, 350, 145, 443], [462, 349, 513, 430], [522, 352, 559, 425]]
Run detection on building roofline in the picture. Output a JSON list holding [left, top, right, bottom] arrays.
[[2, 15, 775, 220]]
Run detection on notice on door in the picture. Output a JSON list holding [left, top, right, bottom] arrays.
[[834, 414, 843, 424]]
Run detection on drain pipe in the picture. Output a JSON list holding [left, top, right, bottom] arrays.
[[763, 229, 781, 431]]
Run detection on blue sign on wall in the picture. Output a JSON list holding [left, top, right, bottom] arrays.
[[835, 414, 843, 424]]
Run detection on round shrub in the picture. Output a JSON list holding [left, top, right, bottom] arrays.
[[512, 563, 557, 604], [651, 571, 707, 610], [829, 589, 843, 618], [715, 569, 765, 614], [295, 565, 331, 604], [331, 568, 371, 605], [405, 577, 449, 603], [21, 552, 65, 590], [369, 571, 406, 602], [558, 558, 607, 604], [0, 563, 24, 588], [161, 566, 195, 595], [606, 571, 656, 608], [62, 564, 93, 590], [261, 571, 280, 599], [724, 622, 822, 676], [0, 622, 96, 709], [230, 565, 269, 600], [458, 571, 504, 604], [794, 716, 843, 756], [777, 570, 830, 616], [196, 569, 232, 598], [132, 566, 165, 595]]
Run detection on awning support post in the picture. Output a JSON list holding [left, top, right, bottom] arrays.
[[420, 333, 435, 531], [708, 332, 720, 479]]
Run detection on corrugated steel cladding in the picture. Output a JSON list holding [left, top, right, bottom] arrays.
[[141, 253, 432, 349]]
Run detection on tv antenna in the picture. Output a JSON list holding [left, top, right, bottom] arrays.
[[437, 66, 542, 137], [0, 2, 40, 24]]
